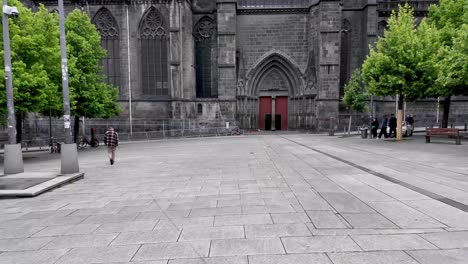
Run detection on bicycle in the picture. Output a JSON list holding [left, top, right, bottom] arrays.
[[78, 136, 99, 149], [50, 138, 61, 153]]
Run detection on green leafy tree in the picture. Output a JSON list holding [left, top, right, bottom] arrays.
[[0, 1, 61, 142], [427, 0, 468, 127], [343, 69, 368, 113], [362, 4, 432, 140], [343, 69, 368, 135], [65, 10, 121, 143]]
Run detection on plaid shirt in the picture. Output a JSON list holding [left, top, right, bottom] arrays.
[[104, 129, 119, 147]]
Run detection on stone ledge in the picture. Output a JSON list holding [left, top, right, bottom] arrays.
[[0, 173, 84, 198]]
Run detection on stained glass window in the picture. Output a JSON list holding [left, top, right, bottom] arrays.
[[194, 17, 216, 98], [93, 8, 121, 89], [139, 7, 168, 96]]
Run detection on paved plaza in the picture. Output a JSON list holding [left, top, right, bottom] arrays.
[[1, 134, 468, 264]]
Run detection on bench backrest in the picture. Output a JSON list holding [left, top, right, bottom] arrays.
[[426, 128, 459, 136]]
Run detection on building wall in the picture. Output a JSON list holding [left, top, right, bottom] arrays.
[[19, 0, 466, 138]]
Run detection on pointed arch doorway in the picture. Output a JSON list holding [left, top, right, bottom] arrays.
[[246, 52, 303, 131]]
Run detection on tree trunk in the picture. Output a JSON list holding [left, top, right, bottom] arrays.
[[73, 116, 80, 144], [397, 95, 404, 141], [15, 112, 22, 144], [441, 96, 451, 128]]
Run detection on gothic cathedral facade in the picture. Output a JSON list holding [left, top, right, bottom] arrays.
[[30, 0, 445, 132]]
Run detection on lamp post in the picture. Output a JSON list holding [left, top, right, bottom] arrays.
[[58, 0, 79, 174], [2, 1, 23, 174]]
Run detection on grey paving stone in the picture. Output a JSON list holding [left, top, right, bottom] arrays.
[[133, 241, 210, 261], [179, 226, 244, 241], [420, 231, 468, 249], [168, 256, 248, 264], [81, 213, 139, 224], [368, 201, 446, 228], [404, 200, 468, 228], [306, 211, 348, 229], [341, 213, 398, 229], [311, 228, 446, 236], [345, 185, 395, 202], [320, 193, 375, 213], [248, 253, 332, 264], [281, 236, 361, 253], [43, 233, 118, 249], [190, 206, 241, 217], [94, 221, 158, 233], [214, 214, 272, 226], [407, 248, 468, 264], [0, 249, 69, 264], [32, 224, 100, 237], [55, 245, 140, 264], [270, 212, 311, 224], [244, 223, 311, 238], [0, 226, 44, 239], [69, 207, 123, 216], [155, 217, 214, 229], [105, 199, 154, 208], [20, 210, 74, 219], [100, 260, 167, 264], [350, 234, 438, 251], [210, 238, 285, 256], [298, 198, 333, 210], [136, 211, 170, 221], [0, 237, 54, 251], [111, 229, 181, 245], [39, 216, 89, 227], [118, 204, 164, 214], [328, 251, 419, 264]]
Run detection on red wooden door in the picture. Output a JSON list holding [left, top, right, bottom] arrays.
[[259, 96, 272, 130], [276, 96, 288, 130]]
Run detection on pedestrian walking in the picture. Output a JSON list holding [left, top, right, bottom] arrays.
[[388, 113, 397, 138], [407, 115, 414, 125], [378, 115, 389, 139], [371, 118, 379, 139], [104, 127, 119, 165]]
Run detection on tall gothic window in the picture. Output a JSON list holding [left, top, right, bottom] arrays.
[[139, 7, 168, 96], [194, 17, 216, 98], [93, 8, 121, 89], [339, 19, 352, 98]]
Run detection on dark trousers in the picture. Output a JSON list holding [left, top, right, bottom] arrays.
[[388, 127, 397, 138], [371, 128, 378, 138], [379, 126, 388, 138]]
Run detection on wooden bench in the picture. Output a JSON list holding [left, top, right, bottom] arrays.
[[425, 128, 461, 145]]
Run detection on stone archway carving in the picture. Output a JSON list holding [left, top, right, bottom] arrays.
[[245, 51, 304, 97]]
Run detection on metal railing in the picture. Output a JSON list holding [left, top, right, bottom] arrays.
[[0, 126, 244, 151]]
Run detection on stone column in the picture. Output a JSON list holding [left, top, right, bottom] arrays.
[[169, 0, 182, 100], [365, 0, 378, 54], [216, 0, 237, 100], [317, 0, 341, 131], [271, 96, 276, 131]]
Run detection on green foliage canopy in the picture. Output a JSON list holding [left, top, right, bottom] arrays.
[[362, 4, 435, 102], [427, 0, 468, 97], [0, 4, 121, 120], [0, 0, 61, 116], [65, 10, 121, 119], [343, 70, 368, 113]]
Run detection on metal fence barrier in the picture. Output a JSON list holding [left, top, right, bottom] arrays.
[[0, 126, 243, 151]]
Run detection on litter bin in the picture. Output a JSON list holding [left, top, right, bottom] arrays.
[[360, 128, 368, 139]]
